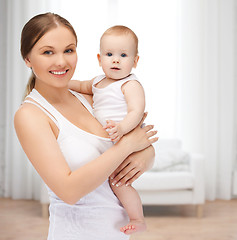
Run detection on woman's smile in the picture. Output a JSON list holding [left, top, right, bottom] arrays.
[[49, 69, 69, 76]]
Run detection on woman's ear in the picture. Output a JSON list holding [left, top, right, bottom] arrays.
[[133, 55, 139, 68], [97, 53, 102, 67], [24, 57, 32, 68]]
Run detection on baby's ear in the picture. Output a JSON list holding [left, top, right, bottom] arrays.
[[133, 55, 139, 68], [97, 53, 102, 66]]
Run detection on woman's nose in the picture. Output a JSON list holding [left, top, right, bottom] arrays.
[[56, 54, 66, 67]]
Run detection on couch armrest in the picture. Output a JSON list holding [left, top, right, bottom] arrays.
[[190, 154, 205, 204]]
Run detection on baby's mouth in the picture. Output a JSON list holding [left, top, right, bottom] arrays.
[[111, 67, 120, 70]]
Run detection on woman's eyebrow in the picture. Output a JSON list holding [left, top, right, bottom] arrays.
[[39, 46, 54, 50], [66, 43, 76, 48], [39, 43, 76, 50]]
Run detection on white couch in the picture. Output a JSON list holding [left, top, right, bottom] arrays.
[[40, 139, 205, 218], [133, 139, 205, 217]]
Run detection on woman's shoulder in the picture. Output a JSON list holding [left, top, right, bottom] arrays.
[[14, 101, 50, 128], [15, 101, 37, 116], [14, 101, 60, 144]]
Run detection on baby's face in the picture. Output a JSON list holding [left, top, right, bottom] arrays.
[[98, 34, 138, 80]]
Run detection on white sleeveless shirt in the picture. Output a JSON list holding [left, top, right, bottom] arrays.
[[92, 73, 138, 126], [24, 89, 129, 240]]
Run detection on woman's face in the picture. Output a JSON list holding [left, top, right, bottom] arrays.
[[25, 26, 77, 89]]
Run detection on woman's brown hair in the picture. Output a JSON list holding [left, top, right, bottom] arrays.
[[21, 12, 77, 98]]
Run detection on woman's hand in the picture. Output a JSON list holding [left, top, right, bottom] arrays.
[[110, 145, 155, 187]]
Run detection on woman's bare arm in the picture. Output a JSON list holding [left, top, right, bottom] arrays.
[[14, 105, 157, 205]]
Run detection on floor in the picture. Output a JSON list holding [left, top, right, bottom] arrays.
[[0, 198, 237, 240]]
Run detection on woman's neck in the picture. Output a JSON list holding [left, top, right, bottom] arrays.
[[34, 82, 71, 105]]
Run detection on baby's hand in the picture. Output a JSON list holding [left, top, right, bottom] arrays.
[[104, 120, 124, 142]]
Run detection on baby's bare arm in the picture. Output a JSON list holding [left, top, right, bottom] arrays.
[[68, 79, 94, 95], [120, 80, 145, 134]]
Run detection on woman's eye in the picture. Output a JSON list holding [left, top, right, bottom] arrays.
[[65, 49, 73, 53], [106, 52, 112, 57], [121, 53, 127, 57], [43, 50, 53, 55]]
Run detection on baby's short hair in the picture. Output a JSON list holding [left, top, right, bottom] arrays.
[[100, 25, 138, 55]]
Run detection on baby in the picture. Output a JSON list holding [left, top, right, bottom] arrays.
[[69, 25, 146, 235]]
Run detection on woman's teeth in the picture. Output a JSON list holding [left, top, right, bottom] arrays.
[[50, 70, 67, 75]]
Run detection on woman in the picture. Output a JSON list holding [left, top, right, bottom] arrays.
[[14, 13, 158, 240]]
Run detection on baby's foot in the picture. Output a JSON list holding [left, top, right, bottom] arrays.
[[120, 220, 146, 235]]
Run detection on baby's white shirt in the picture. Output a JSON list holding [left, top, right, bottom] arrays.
[[92, 74, 139, 127]]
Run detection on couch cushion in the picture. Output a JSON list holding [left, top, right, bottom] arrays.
[[133, 171, 194, 191], [152, 148, 190, 172], [152, 139, 191, 172]]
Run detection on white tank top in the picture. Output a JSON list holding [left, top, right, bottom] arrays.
[[24, 89, 129, 240], [92, 73, 138, 126]]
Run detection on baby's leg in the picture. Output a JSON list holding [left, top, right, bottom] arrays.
[[110, 178, 146, 235]]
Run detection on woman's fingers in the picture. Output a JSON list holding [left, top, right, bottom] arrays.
[[111, 163, 133, 184], [149, 137, 159, 144], [113, 168, 138, 186], [111, 158, 130, 179], [143, 124, 154, 132], [143, 125, 158, 142], [110, 154, 146, 186], [147, 130, 158, 138], [125, 171, 142, 186]]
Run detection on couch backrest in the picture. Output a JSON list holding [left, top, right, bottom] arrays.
[[151, 138, 190, 172], [153, 138, 182, 152]]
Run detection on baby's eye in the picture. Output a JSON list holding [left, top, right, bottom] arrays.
[[106, 52, 112, 57], [43, 50, 53, 55], [121, 53, 127, 57], [65, 49, 74, 53]]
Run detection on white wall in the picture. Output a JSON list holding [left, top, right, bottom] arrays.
[[0, 0, 7, 197], [0, 0, 236, 200]]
